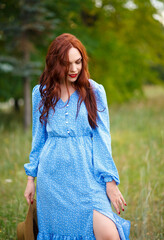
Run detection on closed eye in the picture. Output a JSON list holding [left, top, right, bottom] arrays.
[[63, 58, 82, 65], [76, 59, 82, 64]]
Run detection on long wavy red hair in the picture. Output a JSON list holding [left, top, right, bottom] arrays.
[[38, 33, 100, 129]]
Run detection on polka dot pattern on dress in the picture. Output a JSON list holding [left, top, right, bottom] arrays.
[[24, 79, 130, 240]]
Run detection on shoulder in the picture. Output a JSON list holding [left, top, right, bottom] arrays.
[[89, 79, 107, 105], [89, 78, 105, 92], [32, 84, 47, 96], [32, 84, 44, 103], [32, 84, 40, 97]]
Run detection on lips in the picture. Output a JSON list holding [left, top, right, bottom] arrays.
[[68, 74, 78, 78]]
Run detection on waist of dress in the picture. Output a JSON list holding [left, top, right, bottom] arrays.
[[48, 131, 93, 138]]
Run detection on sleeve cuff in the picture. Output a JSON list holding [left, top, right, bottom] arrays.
[[24, 163, 38, 177], [104, 175, 120, 185], [104, 176, 113, 182]]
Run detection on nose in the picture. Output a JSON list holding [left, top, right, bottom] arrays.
[[69, 63, 77, 73]]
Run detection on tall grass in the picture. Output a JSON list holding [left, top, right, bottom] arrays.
[[0, 85, 163, 240]]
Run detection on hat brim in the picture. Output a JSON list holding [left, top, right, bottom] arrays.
[[17, 199, 38, 240]]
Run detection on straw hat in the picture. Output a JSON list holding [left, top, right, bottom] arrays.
[[17, 199, 38, 240]]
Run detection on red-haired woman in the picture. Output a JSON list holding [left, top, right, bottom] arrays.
[[24, 33, 131, 240]]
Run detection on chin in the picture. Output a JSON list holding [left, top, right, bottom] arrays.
[[67, 77, 78, 83]]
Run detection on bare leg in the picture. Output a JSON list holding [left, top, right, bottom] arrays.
[[93, 210, 120, 240]]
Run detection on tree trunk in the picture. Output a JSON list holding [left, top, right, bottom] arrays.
[[23, 48, 31, 131], [14, 98, 20, 112], [24, 76, 31, 130]]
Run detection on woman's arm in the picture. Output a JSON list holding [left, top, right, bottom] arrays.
[[24, 85, 47, 204], [91, 80, 126, 214], [24, 84, 48, 177]]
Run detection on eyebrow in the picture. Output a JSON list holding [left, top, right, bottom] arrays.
[[69, 57, 82, 63]]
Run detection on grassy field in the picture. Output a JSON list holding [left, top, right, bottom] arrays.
[[0, 85, 163, 240]]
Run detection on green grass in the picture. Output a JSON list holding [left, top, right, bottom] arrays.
[[0, 85, 164, 240]]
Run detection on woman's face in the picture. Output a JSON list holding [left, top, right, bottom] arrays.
[[66, 47, 82, 85]]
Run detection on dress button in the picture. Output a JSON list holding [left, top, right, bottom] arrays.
[[67, 130, 70, 134], [66, 121, 68, 124], [65, 112, 68, 115], [67, 104, 69, 107]]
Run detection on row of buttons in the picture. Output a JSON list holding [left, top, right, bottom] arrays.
[[65, 104, 70, 134]]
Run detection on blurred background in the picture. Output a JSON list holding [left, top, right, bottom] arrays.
[[0, 0, 164, 239]]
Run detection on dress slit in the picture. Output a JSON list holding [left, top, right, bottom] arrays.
[[92, 208, 130, 240]]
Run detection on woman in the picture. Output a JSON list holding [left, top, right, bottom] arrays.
[[24, 33, 130, 240]]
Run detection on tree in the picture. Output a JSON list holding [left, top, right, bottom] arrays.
[[1, 0, 164, 130], [0, 0, 57, 129]]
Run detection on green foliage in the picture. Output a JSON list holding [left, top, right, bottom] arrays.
[[0, 0, 57, 102], [1, 0, 164, 103]]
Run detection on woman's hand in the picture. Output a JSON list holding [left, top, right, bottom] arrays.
[[106, 180, 127, 214], [24, 178, 35, 205]]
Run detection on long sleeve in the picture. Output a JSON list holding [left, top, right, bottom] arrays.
[[24, 84, 48, 177], [92, 83, 120, 185]]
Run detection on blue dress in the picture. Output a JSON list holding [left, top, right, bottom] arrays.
[[24, 79, 131, 240]]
